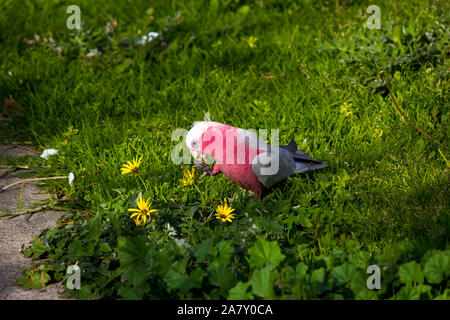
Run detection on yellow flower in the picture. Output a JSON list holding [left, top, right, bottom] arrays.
[[128, 193, 158, 226], [215, 198, 236, 223], [247, 36, 257, 49], [179, 167, 196, 187], [375, 128, 383, 138], [340, 102, 352, 117], [59, 220, 73, 226], [121, 156, 143, 175]]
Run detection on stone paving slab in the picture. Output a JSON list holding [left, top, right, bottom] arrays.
[[0, 145, 68, 299]]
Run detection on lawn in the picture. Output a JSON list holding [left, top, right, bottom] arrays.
[[0, 0, 449, 299]]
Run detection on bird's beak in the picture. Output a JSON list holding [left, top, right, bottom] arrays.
[[191, 150, 199, 159]]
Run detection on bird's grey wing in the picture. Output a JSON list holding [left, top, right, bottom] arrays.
[[251, 147, 296, 188]]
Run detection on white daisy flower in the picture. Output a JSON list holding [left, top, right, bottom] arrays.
[[136, 31, 159, 45]]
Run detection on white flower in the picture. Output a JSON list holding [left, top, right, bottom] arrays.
[[174, 238, 189, 248], [8, 71, 13, 76], [40, 149, 58, 160], [166, 223, 177, 237], [86, 49, 99, 60], [136, 31, 159, 45], [68, 172, 75, 186]]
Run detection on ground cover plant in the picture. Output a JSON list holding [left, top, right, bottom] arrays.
[[0, 0, 448, 299]]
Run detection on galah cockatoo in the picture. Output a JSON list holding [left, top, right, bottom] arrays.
[[186, 121, 327, 197]]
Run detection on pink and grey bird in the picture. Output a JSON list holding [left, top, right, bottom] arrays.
[[186, 121, 326, 197]]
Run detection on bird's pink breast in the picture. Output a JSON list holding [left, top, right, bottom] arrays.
[[200, 124, 266, 196], [217, 163, 264, 196]]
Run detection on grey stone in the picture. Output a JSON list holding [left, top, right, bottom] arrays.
[[0, 145, 69, 300]]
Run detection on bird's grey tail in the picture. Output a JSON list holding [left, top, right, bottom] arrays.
[[293, 151, 327, 172], [280, 139, 327, 173]]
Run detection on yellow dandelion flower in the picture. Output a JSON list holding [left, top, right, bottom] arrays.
[[215, 198, 236, 223], [121, 156, 143, 175], [128, 193, 158, 226], [179, 167, 196, 187]]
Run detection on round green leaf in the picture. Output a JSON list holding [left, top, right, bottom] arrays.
[[398, 261, 424, 284], [424, 252, 450, 284]]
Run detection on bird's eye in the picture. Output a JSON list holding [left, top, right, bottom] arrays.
[[191, 140, 198, 148]]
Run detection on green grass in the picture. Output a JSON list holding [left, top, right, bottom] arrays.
[[0, 0, 449, 299]]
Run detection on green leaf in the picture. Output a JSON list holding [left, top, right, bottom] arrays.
[[355, 289, 378, 300], [163, 259, 189, 292], [116, 236, 152, 286], [237, 5, 250, 15], [348, 251, 371, 270], [228, 281, 253, 300], [212, 240, 234, 264], [311, 267, 326, 284], [424, 251, 450, 284], [256, 217, 284, 234], [117, 236, 127, 247], [17, 269, 51, 289], [116, 236, 150, 266], [311, 267, 329, 295], [250, 266, 278, 299], [210, 0, 219, 10], [325, 293, 345, 300], [99, 242, 112, 254], [193, 239, 212, 262], [114, 58, 132, 73], [163, 259, 204, 293], [190, 267, 206, 289], [332, 247, 346, 263], [433, 289, 450, 300], [88, 211, 103, 241], [314, 255, 333, 271], [395, 284, 432, 300], [295, 262, 309, 279], [416, 284, 432, 299], [67, 239, 84, 260], [248, 238, 285, 269], [118, 285, 149, 300], [398, 261, 424, 284], [350, 271, 375, 298], [209, 263, 235, 290], [331, 263, 357, 286], [298, 215, 313, 228], [29, 241, 50, 259], [153, 249, 174, 278]]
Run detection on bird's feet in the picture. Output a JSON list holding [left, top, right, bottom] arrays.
[[194, 162, 214, 179]]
